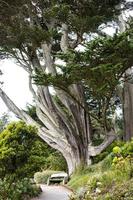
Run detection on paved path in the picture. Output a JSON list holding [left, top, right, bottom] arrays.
[[31, 185, 72, 200]]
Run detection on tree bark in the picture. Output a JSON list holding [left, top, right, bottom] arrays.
[[123, 69, 133, 141]]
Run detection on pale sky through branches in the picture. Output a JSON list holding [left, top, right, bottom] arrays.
[[0, 59, 33, 118]]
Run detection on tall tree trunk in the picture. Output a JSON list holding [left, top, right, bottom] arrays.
[[118, 12, 133, 141], [0, 87, 115, 174], [123, 69, 133, 141]]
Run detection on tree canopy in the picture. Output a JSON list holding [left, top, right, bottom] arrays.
[[0, 0, 133, 173]]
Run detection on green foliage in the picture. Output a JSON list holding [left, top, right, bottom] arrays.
[[34, 29, 133, 95], [121, 139, 133, 157], [0, 121, 39, 177], [34, 170, 60, 184], [0, 0, 126, 51], [92, 141, 123, 164], [111, 138, 133, 158], [111, 139, 133, 177], [33, 27, 133, 131], [45, 151, 67, 171], [0, 121, 67, 178], [113, 146, 121, 154], [25, 105, 42, 125], [0, 177, 41, 200]]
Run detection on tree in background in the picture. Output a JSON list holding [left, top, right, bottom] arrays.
[[0, 121, 67, 179], [0, 0, 132, 173], [0, 113, 9, 132], [120, 19, 133, 141]]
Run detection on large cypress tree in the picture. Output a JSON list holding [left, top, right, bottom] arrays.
[[0, 0, 130, 173]]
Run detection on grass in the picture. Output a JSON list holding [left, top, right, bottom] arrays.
[[68, 155, 112, 190], [68, 154, 133, 200], [68, 174, 90, 190]]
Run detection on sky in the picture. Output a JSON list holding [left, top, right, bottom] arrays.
[[0, 59, 33, 118]]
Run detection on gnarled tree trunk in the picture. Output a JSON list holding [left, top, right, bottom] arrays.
[[0, 86, 116, 174], [0, 3, 117, 174]]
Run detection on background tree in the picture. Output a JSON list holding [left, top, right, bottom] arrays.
[[121, 19, 133, 141], [0, 0, 132, 173], [0, 112, 9, 132]]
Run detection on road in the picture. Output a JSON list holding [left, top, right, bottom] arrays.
[[31, 185, 72, 200]]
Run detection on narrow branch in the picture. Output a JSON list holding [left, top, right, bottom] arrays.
[[88, 129, 116, 156], [0, 87, 42, 127], [0, 88, 26, 120], [60, 23, 69, 53], [29, 75, 37, 98], [10, 51, 31, 73]]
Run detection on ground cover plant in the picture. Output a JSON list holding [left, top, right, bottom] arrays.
[[68, 140, 133, 200]]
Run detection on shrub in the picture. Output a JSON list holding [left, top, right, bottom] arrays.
[[45, 151, 67, 171], [34, 170, 60, 184], [111, 140, 133, 177], [0, 177, 41, 200], [0, 121, 67, 179], [0, 122, 46, 178], [113, 146, 121, 154], [92, 141, 123, 164], [121, 139, 133, 157]]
